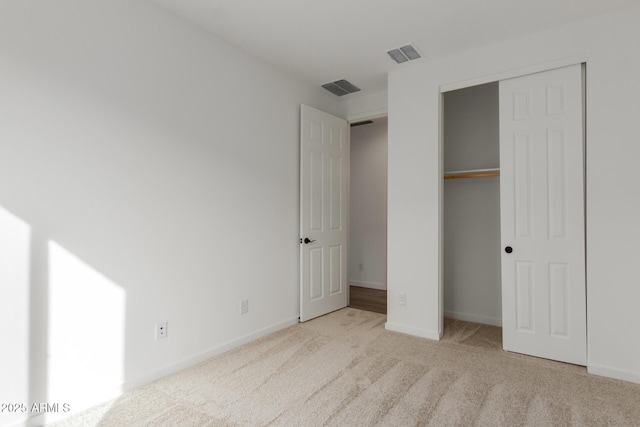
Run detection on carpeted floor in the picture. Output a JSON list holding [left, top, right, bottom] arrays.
[[51, 308, 640, 426]]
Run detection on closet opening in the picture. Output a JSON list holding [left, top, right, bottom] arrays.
[[348, 116, 388, 315], [442, 82, 502, 345]]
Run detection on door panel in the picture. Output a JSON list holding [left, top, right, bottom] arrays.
[[309, 247, 323, 300], [549, 262, 569, 337], [515, 261, 534, 332], [329, 155, 343, 230], [300, 105, 349, 322], [513, 132, 533, 238], [329, 245, 342, 294], [500, 64, 586, 365]]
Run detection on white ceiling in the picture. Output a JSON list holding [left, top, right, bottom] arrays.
[[151, 0, 639, 96]]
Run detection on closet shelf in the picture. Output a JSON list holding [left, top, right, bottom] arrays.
[[444, 168, 500, 180]]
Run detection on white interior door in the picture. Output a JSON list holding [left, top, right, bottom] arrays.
[[300, 105, 349, 322], [499, 64, 586, 365]]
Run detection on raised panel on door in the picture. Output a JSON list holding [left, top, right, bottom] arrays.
[[500, 64, 586, 365], [515, 261, 534, 332], [513, 132, 533, 239], [547, 129, 568, 239], [549, 263, 569, 337], [329, 154, 343, 231], [309, 247, 324, 301], [300, 105, 349, 322], [329, 245, 342, 295], [309, 150, 323, 232]]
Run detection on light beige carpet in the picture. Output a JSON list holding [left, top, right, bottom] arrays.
[[51, 308, 640, 426]]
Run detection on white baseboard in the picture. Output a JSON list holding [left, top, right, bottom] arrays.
[[444, 310, 502, 327], [588, 362, 640, 385], [21, 316, 299, 427], [124, 316, 299, 391], [385, 321, 441, 340], [349, 280, 386, 291]]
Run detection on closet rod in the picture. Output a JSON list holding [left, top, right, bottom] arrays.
[[444, 168, 500, 180]]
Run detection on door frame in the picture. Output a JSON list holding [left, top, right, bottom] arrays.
[[437, 56, 588, 338]]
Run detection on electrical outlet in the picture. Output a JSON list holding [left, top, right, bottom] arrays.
[[359, 262, 364, 272], [398, 293, 406, 305], [155, 321, 167, 340], [240, 299, 249, 315]]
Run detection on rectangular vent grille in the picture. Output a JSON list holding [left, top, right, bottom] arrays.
[[387, 44, 421, 64], [322, 79, 361, 96], [350, 120, 373, 127]]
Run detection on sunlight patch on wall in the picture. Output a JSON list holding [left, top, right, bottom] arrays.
[[0, 207, 31, 427], [48, 242, 126, 412]]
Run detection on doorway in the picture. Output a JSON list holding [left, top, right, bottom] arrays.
[[348, 117, 388, 314], [443, 82, 501, 328]]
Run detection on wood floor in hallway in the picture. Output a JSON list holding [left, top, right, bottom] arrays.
[[349, 285, 386, 314]]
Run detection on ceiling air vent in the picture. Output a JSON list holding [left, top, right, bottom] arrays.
[[322, 79, 361, 97], [387, 44, 421, 64]]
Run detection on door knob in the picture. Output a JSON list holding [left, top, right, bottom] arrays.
[[505, 246, 513, 254], [302, 238, 316, 244]]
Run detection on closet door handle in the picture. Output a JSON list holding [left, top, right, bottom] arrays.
[[505, 246, 513, 254]]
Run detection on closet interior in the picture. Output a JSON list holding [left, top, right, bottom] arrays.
[[443, 82, 502, 328]]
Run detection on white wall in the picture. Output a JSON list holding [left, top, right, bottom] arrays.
[[349, 119, 388, 290], [387, 6, 640, 383], [443, 84, 501, 326], [0, 1, 341, 425]]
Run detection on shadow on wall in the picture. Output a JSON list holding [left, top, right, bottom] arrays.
[[0, 205, 126, 426]]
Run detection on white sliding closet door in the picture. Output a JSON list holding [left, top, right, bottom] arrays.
[[499, 64, 586, 365]]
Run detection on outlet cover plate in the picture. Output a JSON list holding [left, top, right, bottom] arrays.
[[155, 321, 167, 340], [398, 293, 406, 305]]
